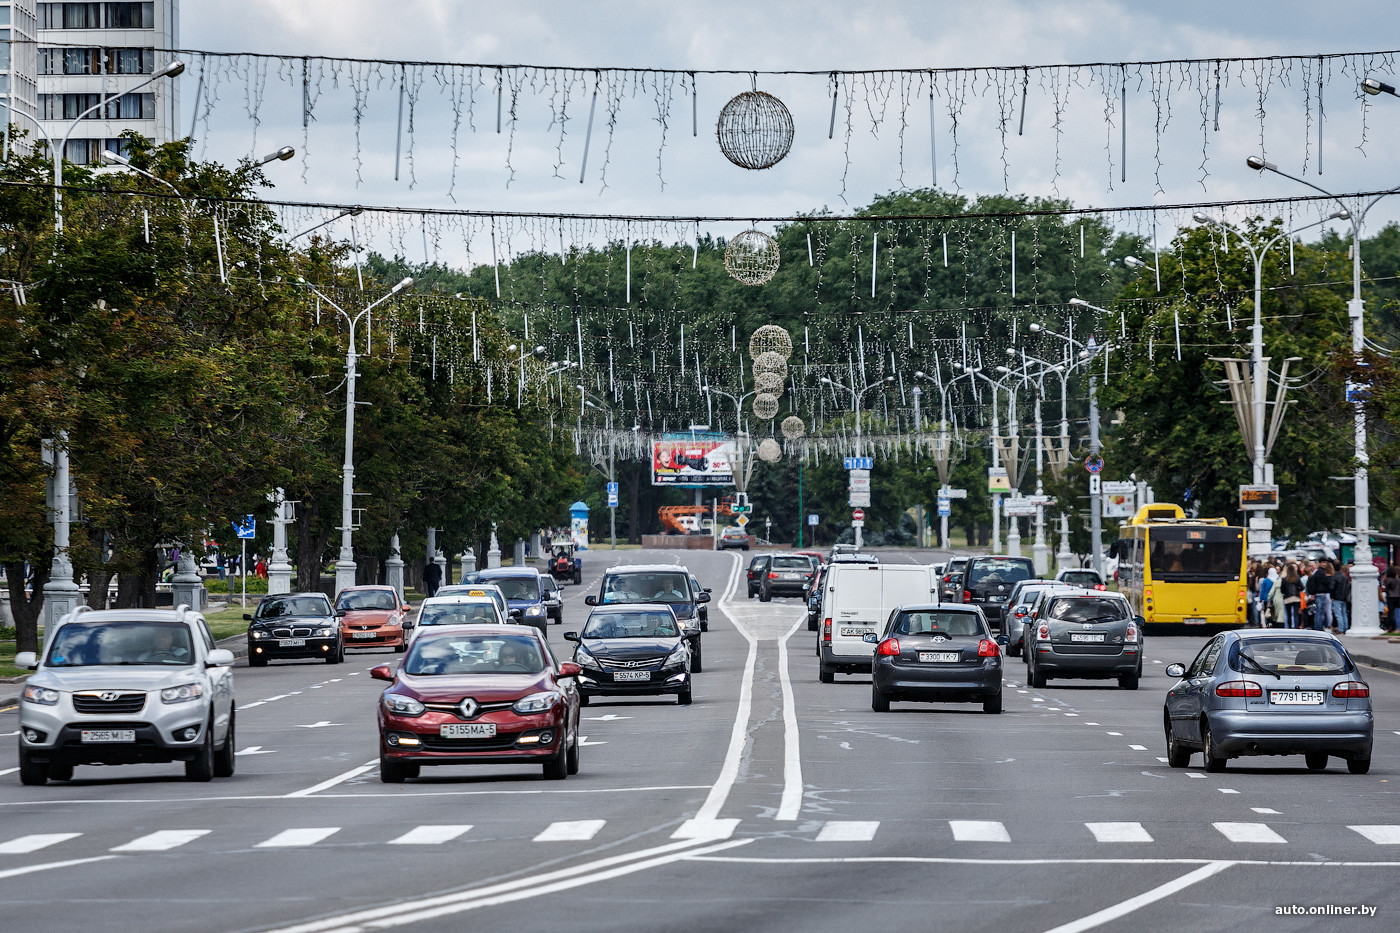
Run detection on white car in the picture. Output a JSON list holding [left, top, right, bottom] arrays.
[[15, 605, 236, 785], [434, 583, 508, 619], [407, 596, 509, 646]]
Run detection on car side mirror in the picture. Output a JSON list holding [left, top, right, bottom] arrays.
[[403, 604, 412, 612], [206, 648, 235, 667], [1165, 663, 1186, 678], [862, 633, 879, 644], [996, 634, 1009, 646], [563, 631, 579, 642], [558, 661, 582, 678], [13, 651, 37, 670], [1135, 615, 1146, 627], [243, 613, 253, 622], [584, 595, 598, 606], [508, 608, 523, 619], [335, 608, 348, 617], [703, 588, 712, 594], [370, 664, 394, 682], [697, 592, 710, 603]]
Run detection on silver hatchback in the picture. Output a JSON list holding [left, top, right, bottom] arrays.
[[1163, 630, 1373, 773]]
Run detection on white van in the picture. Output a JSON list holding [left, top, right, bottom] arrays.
[[817, 560, 939, 682]]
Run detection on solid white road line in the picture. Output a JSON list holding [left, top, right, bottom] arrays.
[[388, 826, 472, 845], [775, 610, 807, 821], [1213, 822, 1286, 844], [255, 828, 341, 848], [0, 833, 82, 854], [1037, 861, 1233, 933], [111, 830, 210, 852], [284, 761, 377, 798], [1085, 822, 1153, 843], [533, 820, 606, 842], [0, 767, 17, 776], [949, 821, 1010, 843], [1218, 789, 1239, 795], [816, 821, 880, 842], [0, 855, 117, 880], [1251, 808, 1280, 814], [1350, 825, 1400, 845]]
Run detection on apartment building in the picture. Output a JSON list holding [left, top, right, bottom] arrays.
[[2, 1, 39, 149]]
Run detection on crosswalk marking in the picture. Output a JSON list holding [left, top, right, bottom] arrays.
[[1349, 825, 1400, 845], [1214, 822, 1286, 844], [0, 833, 81, 854], [388, 825, 472, 845], [255, 828, 340, 848], [1086, 822, 1154, 843], [534, 820, 606, 842], [950, 820, 1009, 842], [816, 821, 879, 842], [111, 830, 210, 852], [1128, 744, 1147, 751]]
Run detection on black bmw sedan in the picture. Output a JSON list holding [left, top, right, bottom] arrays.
[[245, 592, 343, 666], [564, 605, 692, 705]]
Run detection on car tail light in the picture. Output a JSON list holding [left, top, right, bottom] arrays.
[[823, 619, 832, 643], [877, 638, 901, 656], [1332, 681, 1370, 698], [1095, 583, 1107, 591], [1125, 621, 1138, 642], [1036, 623, 1049, 641], [963, 590, 972, 602], [1013, 606, 1028, 618], [769, 572, 779, 579], [1215, 680, 1263, 697], [977, 639, 999, 657]]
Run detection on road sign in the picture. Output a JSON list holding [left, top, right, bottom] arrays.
[[1102, 480, 1136, 495], [1085, 455, 1104, 474], [1089, 474, 1101, 495], [807, 514, 819, 526], [735, 515, 750, 528], [606, 482, 618, 507], [944, 488, 968, 499], [232, 516, 256, 539], [988, 468, 1010, 493], [937, 497, 951, 517], [1003, 498, 1037, 517], [844, 457, 873, 471], [1239, 484, 1279, 511], [852, 508, 865, 521], [848, 468, 871, 507]]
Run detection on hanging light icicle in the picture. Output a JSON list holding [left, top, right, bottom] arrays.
[[491, 219, 501, 298]]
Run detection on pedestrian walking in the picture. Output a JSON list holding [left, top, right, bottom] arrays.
[[423, 559, 443, 598], [1331, 563, 1351, 634], [1384, 565, 1400, 633], [1307, 560, 1333, 632], [1259, 564, 1278, 627], [1280, 563, 1303, 630]]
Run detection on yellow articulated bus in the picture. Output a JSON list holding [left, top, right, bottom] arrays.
[[1112, 503, 1248, 631]]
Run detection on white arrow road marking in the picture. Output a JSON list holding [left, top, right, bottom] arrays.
[[583, 714, 632, 721], [236, 746, 276, 756], [577, 736, 607, 746], [295, 721, 341, 729]]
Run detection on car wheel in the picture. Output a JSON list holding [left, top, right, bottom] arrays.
[[1029, 658, 1047, 689], [747, 587, 756, 599], [394, 641, 407, 653], [983, 692, 1002, 714], [1202, 724, 1227, 773], [819, 666, 834, 684], [1118, 669, 1139, 690], [327, 642, 343, 664], [677, 687, 693, 706], [579, 692, 590, 707], [700, 619, 708, 632], [543, 742, 569, 780], [213, 712, 236, 778], [1304, 752, 1328, 772], [18, 748, 48, 786], [47, 762, 74, 782], [808, 617, 817, 632], [248, 650, 267, 667], [566, 733, 580, 775], [690, 640, 704, 674], [1165, 718, 1191, 768], [1007, 640, 1021, 658], [573, 571, 581, 586], [760, 589, 771, 603], [379, 755, 408, 784], [871, 686, 890, 712], [1348, 755, 1372, 775], [185, 721, 216, 782]]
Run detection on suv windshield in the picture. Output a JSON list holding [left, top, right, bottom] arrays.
[[257, 596, 332, 618], [1229, 638, 1349, 674], [336, 589, 399, 611], [418, 603, 500, 627], [966, 557, 1034, 588], [404, 633, 545, 675], [47, 621, 194, 667], [602, 571, 692, 604], [478, 576, 540, 601], [582, 610, 679, 639], [772, 557, 812, 571], [1046, 598, 1129, 623]]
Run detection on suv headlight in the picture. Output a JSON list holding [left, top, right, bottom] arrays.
[[250, 629, 269, 639], [665, 644, 689, 667], [513, 691, 560, 714], [22, 685, 59, 706], [160, 683, 204, 704], [315, 627, 335, 637], [524, 605, 544, 617], [382, 693, 425, 716]]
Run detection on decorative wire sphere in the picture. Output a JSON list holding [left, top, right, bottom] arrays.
[[757, 438, 783, 463], [716, 90, 795, 170], [752, 392, 780, 420], [748, 324, 793, 360], [780, 415, 806, 440], [724, 230, 781, 286], [754, 370, 786, 394], [752, 350, 789, 378]]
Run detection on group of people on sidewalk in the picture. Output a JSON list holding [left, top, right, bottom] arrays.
[[1249, 557, 1400, 633]]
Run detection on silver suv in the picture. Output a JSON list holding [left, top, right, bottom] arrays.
[[14, 605, 237, 785]]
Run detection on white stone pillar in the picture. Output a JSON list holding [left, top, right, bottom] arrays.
[[385, 534, 405, 602], [487, 523, 502, 569], [171, 549, 206, 611]]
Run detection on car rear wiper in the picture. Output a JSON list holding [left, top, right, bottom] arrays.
[[1237, 650, 1280, 680]]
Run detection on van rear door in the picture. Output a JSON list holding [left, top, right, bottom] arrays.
[[826, 563, 884, 659]]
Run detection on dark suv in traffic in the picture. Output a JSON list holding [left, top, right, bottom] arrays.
[[961, 555, 1035, 630], [587, 564, 710, 672]]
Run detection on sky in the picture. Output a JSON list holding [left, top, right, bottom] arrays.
[[175, 1, 1400, 264]]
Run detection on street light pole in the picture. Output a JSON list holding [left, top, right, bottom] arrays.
[[820, 376, 894, 550], [915, 366, 976, 551]]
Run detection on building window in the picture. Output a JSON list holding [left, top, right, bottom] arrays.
[[105, 2, 153, 28], [111, 47, 152, 74], [60, 137, 127, 165], [38, 3, 153, 29], [40, 91, 153, 120], [38, 47, 154, 74]]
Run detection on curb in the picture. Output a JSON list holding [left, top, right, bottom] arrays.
[[1350, 650, 1400, 676]]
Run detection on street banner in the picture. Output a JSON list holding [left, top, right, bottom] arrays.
[[1102, 492, 1134, 518]]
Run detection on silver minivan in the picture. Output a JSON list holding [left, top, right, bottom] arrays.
[[15, 605, 237, 785]]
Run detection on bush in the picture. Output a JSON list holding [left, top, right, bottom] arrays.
[[205, 576, 269, 595]]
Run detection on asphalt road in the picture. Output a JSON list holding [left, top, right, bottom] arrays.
[[1, 547, 1396, 933]]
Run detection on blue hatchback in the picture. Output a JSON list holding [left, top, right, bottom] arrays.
[[467, 569, 549, 635]]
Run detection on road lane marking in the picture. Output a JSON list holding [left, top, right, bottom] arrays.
[[1037, 861, 1232, 933], [775, 611, 806, 821], [673, 818, 741, 840], [1155, 757, 1168, 763], [389, 825, 472, 845], [0, 833, 81, 854], [1218, 789, 1239, 795], [816, 821, 879, 842], [295, 721, 341, 729], [0, 767, 16, 776], [1350, 825, 1400, 844], [0, 855, 117, 879], [111, 830, 210, 852], [1085, 822, 1153, 843], [950, 821, 1010, 842], [1213, 822, 1286, 844], [583, 714, 632, 721], [534, 820, 606, 842], [255, 828, 340, 848], [236, 746, 276, 756], [1084, 722, 1099, 725], [1252, 807, 1280, 814], [1106, 731, 1122, 736], [1185, 773, 1206, 779], [1128, 745, 1147, 750], [237, 702, 266, 710], [284, 760, 376, 798], [691, 552, 756, 827]]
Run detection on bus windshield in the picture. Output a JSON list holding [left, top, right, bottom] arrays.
[[1147, 527, 1242, 582]]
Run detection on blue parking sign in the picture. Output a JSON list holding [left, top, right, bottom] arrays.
[[606, 482, 619, 507], [232, 516, 256, 539]]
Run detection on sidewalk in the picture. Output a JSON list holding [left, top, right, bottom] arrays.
[[1346, 633, 1400, 675]]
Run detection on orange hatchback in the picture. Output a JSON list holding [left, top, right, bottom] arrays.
[[335, 585, 412, 653]]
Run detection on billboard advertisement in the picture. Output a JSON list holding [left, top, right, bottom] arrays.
[[652, 437, 736, 486]]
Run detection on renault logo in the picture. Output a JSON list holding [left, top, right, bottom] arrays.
[[458, 698, 479, 719], [99, 692, 122, 701]]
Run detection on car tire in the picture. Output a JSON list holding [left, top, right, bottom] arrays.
[[819, 666, 834, 684], [579, 692, 590, 707], [543, 743, 568, 780], [1029, 659, 1047, 689], [677, 687, 693, 706], [1202, 724, 1227, 773], [213, 712, 236, 778], [394, 642, 407, 653], [700, 619, 708, 632], [1165, 719, 1191, 768], [871, 686, 890, 712], [248, 650, 267, 667], [691, 640, 704, 674], [983, 692, 1002, 714], [327, 642, 343, 665], [566, 734, 580, 775], [1007, 640, 1021, 658], [808, 617, 817, 632], [47, 762, 74, 782], [1119, 669, 1140, 690], [380, 755, 408, 783], [1305, 752, 1328, 772], [18, 748, 47, 786], [573, 571, 581, 586], [759, 589, 771, 603], [1348, 755, 1372, 775], [185, 721, 216, 782]]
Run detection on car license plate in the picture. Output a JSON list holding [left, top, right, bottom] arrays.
[[440, 723, 496, 738], [841, 627, 875, 637], [614, 670, 650, 682], [279, 638, 306, 647], [81, 729, 135, 744], [352, 632, 377, 639], [1183, 617, 1207, 625], [919, 651, 959, 663], [1270, 690, 1324, 705], [1070, 633, 1106, 643]]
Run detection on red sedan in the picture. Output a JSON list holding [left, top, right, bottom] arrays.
[[335, 585, 412, 653], [372, 625, 582, 782]]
